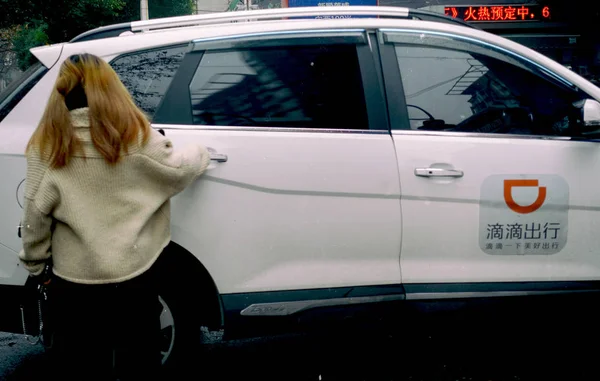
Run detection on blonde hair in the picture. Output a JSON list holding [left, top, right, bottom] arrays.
[[27, 54, 150, 168]]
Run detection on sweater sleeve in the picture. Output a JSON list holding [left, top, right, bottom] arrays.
[[19, 154, 57, 276], [139, 129, 211, 196], [19, 198, 53, 276]]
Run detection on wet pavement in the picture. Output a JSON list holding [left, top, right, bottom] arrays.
[[2, 321, 598, 381]]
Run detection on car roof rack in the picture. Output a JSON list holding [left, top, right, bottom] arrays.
[[71, 6, 474, 43], [408, 8, 474, 28], [70, 22, 132, 43]]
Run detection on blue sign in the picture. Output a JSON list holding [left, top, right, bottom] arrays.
[[287, 0, 379, 18]]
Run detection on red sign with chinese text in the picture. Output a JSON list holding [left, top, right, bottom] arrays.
[[444, 5, 552, 22]]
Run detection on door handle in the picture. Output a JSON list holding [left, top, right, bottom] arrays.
[[155, 129, 228, 162], [210, 153, 228, 163], [207, 147, 228, 163], [415, 167, 463, 178]]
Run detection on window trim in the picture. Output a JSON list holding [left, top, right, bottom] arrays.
[[190, 29, 367, 51], [356, 34, 387, 131], [368, 32, 391, 131], [152, 124, 390, 135], [380, 29, 589, 140], [158, 29, 384, 131], [390, 129, 574, 142], [378, 32, 410, 132]]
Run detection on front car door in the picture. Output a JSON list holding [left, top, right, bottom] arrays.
[[380, 26, 600, 297]]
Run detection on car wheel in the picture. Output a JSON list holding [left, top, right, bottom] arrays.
[[157, 282, 202, 370], [152, 244, 222, 370], [158, 295, 176, 365]]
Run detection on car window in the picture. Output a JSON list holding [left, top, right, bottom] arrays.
[[189, 45, 368, 129], [111, 45, 187, 119], [394, 43, 584, 136], [0, 62, 47, 124]]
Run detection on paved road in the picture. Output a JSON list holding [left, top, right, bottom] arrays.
[[1, 323, 598, 381]]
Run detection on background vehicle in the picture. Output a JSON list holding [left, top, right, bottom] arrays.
[[2, 6, 600, 366]]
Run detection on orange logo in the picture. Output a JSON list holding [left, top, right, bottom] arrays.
[[503, 179, 546, 214]]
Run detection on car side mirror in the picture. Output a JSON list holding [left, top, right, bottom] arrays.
[[573, 99, 600, 136]]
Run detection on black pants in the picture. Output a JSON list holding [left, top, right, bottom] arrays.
[[47, 269, 162, 381]]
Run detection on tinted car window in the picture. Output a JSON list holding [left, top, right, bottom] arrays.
[[395, 44, 583, 136], [189, 45, 368, 129], [111, 45, 187, 119], [0, 63, 47, 124]]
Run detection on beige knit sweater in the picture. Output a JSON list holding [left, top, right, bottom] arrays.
[[19, 107, 211, 284]]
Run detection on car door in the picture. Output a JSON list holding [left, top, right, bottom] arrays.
[[379, 28, 600, 288], [137, 30, 402, 294]]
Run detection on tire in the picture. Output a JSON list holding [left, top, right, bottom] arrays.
[[157, 274, 203, 370], [153, 244, 221, 371]]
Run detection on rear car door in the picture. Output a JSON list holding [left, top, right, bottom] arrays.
[[116, 30, 402, 294], [379, 28, 600, 290]]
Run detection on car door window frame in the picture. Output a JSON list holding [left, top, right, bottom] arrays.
[[154, 29, 388, 131], [379, 29, 589, 138], [378, 32, 411, 132], [153, 46, 202, 125], [109, 44, 190, 121]]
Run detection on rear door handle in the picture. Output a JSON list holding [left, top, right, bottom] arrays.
[[415, 167, 463, 178], [157, 128, 229, 162], [210, 153, 228, 163], [207, 147, 228, 163]]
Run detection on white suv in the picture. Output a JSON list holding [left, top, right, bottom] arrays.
[[2, 6, 600, 366]]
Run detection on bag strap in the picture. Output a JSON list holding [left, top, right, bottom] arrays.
[[20, 263, 53, 348]]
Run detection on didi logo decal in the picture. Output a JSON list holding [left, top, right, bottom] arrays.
[[503, 179, 547, 214], [479, 175, 568, 255]]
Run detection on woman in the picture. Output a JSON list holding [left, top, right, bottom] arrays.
[[19, 54, 211, 380]]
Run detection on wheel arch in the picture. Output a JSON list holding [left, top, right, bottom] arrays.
[[155, 241, 224, 329]]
